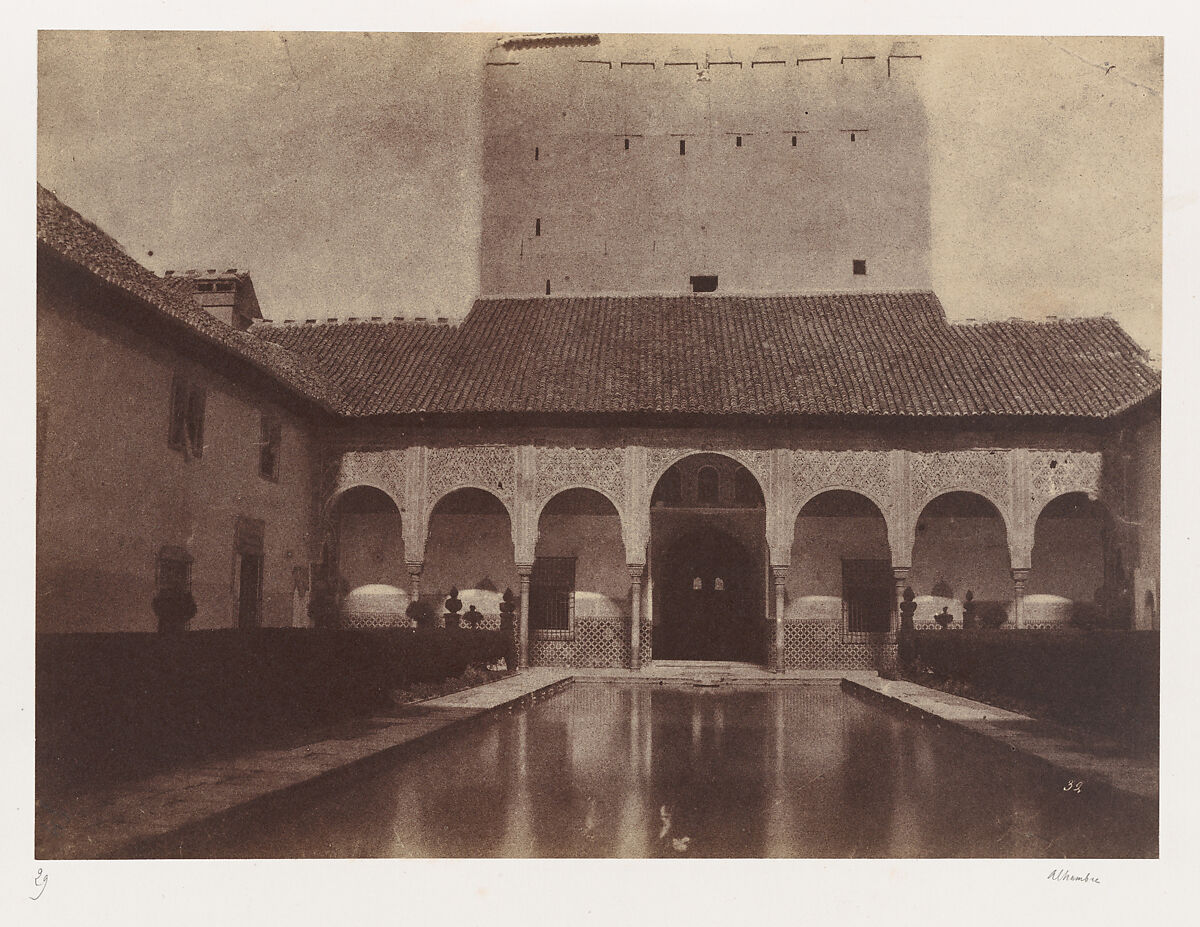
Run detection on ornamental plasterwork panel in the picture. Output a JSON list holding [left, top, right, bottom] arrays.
[[789, 450, 893, 516], [1027, 450, 1103, 516], [425, 445, 517, 511], [645, 447, 771, 493], [533, 448, 626, 514], [909, 450, 1011, 522], [329, 450, 407, 508]]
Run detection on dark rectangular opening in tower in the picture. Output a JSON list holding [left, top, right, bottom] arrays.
[[679, 139, 686, 156], [690, 275, 718, 293], [853, 259, 867, 275]]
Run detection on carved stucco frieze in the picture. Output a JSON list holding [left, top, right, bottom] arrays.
[[645, 447, 772, 495], [1027, 450, 1103, 516], [533, 447, 627, 515], [789, 450, 893, 516], [908, 450, 1013, 524], [425, 446, 517, 511], [329, 450, 407, 509]]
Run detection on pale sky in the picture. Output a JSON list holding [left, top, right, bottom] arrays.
[[37, 33, 1162, 352]]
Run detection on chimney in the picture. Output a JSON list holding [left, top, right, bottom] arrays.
[[168, 268, 262, 331]]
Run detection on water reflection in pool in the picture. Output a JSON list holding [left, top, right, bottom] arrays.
[[175, 684, 1156, 858]]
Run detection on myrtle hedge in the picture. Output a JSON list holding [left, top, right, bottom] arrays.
[[36, 628, 508, 794], [898, 629, 1158, 742]]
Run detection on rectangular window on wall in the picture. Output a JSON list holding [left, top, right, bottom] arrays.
[[169, 375, 206, 458], [530, 556, 576, 634], [234, 517, 265, 629], [259, 414, 282, 480], [155, 545, 195, 632]]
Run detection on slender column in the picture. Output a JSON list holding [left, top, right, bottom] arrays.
[[517, 562, 533, 669], [628, 564, 645, 671], [892, 566, 911, 631], [1011, 567, 1031, 629], [772, 565, 789, 673], [405, 561, 423, 623]]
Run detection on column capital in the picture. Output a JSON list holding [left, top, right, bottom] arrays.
[[516, 562, 534, 579], [1011, 567, 1032, 583], [627, 563, 646, 583], [771, 564, 789, 585], [891, 565, 911, 582], [405, 560, 424, 576]]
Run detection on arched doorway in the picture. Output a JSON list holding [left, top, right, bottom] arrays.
[[910, 491, 1011, 628], [424, 488, 517, 626], [649, 453, 767, 663], [326, 485, 406, 627], [532, 488, 627, 635], [789, 490, 892, 631], [1028, 492, 1123, 627]]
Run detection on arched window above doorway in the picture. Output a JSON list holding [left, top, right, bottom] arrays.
[[733, 466, 763, 506], [697, 466, 720, 505]]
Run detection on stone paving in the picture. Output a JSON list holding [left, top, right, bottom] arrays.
[[36, 665, 1156, 858], [844, 677, 1158, 804]]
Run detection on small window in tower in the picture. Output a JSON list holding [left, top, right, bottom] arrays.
[[535, 218, 541, 237], [545, 279, 551, 295], [535, 146, 539, 161], [624, 138, 630, 150], [690, 275, 718, 293], [736, 135, 742, 147], [792, 135, 797, 146], [850, 132, 856, 142], [853, 259, 867, 276], [679, 139, 686, 156]]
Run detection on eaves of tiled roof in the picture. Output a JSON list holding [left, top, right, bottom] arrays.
[[36, 184, 341, 414], [254, 294, 1161, 421]]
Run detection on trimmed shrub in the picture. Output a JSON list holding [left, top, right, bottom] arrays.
[[902, 629, 1158, 742], [36, 627, 507, 794]]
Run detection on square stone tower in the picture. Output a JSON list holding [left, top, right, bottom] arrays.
[[481, 34, 931, 297]]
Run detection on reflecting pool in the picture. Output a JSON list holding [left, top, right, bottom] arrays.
[[164, 683, 1156, 858]]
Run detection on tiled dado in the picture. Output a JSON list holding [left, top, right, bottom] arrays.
[[782, 620, 897, 670], [529, 618, 653, 668]]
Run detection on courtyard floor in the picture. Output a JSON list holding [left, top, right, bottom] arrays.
[[34, 664, 1157, 859]]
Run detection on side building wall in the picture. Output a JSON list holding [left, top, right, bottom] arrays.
[[36, 270, 322, 632]]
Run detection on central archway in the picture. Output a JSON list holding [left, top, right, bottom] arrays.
[[649, 452, 767, 663]]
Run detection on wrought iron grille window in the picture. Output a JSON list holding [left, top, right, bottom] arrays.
[[842, 559, 892, 633], [530, 556, 576, 631]]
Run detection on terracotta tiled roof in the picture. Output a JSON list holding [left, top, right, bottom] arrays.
[[36, 184, 339, 412], [255, 295, 1160, 420]]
